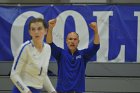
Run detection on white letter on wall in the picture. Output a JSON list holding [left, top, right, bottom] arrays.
[[94, 11, 125, 62], [93, 11, 113, 62], [134, 12, 140, 62], [54, 10, 89, 49]]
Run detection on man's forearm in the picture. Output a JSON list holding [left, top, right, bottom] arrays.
[[93, 32, 100, 44], [46, 29, 53, 44]]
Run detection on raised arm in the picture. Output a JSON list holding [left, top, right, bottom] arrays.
[[89, 22, 100, 44], [46, 19, 56, 44]]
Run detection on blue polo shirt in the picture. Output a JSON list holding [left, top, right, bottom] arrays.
[[50, 43, 100, 92]]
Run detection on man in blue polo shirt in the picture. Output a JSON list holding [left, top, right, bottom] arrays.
[[46, 19, 100, 93]]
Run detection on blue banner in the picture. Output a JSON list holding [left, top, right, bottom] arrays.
[[0, 5, 140, 62]]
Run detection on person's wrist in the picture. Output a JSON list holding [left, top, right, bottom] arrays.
[[27, 90, 32, 93], [51, 91, 57, 93], [94, 31, 98, 34]]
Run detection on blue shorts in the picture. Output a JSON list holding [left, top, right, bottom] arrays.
[[12, 86, 41, 93]]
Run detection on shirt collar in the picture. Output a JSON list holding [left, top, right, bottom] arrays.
[[67, 48, 78, 55], [30, 40, 44, 47]]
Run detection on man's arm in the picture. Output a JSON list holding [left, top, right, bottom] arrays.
[[89, 22, 100, 44], [82, 22, 100, 61], [46, 19, 56, 44], [46, 19, 62, 60]]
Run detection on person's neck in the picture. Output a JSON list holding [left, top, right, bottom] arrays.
[[70, 49, 76, 55], [32, 40, 43, 52]]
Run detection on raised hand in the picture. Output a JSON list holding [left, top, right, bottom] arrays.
[[89, 22, 100, 44], [48, 19, 57, 31], [89, 22, 98, 34]]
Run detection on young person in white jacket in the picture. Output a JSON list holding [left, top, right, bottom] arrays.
[[10, 18, 56, 93]]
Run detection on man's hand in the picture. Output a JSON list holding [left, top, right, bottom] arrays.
[[48, 19, 56, 31], [89, 22, 100, 44], [46, 19, 56, 43], [27, 90, 32, 93], [89, 22, 98, 34]]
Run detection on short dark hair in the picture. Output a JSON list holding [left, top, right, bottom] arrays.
[[29, 18, 48, 29]]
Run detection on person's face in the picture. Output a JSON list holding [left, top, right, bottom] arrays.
[[29, 22, 47, 42], [66, 32, 79, 52]]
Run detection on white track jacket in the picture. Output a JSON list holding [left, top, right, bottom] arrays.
[[10, 40, 55, 93]]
